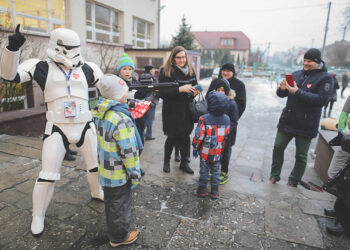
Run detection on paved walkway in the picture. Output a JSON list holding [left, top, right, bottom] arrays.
[[1, 77, 350, 249]]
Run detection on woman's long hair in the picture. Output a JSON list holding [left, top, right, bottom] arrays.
[[162, 46, 194, 78]]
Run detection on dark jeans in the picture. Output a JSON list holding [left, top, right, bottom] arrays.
[[220, 145, 232, 174], [104, 181, 131, 243], [135, 117, 145, 155], [270, 130, 312, 185], [164, 135, 190, 163], [199, 158, 220, 187], [335, 198, 350, 236], [144, 105, 156, 139], [324, 100, 335, 117]]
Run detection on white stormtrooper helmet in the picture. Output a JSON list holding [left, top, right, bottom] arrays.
[[47, 28, 84, 68]]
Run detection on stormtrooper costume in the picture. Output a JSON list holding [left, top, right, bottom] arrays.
[[0, 25, 104, 236]]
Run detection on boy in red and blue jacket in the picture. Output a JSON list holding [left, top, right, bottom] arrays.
[[192, 91, 231, 199]]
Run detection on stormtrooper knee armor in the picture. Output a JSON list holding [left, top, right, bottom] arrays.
[[0, 26, 104, 236]]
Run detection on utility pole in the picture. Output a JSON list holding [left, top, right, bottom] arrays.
[[343, 26, 347, 41], [322, 1, 332, 55], [266, 42, 271, 66]]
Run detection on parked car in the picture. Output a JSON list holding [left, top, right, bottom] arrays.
[[212, 67, 220, 80]]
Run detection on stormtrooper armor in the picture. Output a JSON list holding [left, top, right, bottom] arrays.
[[0, 27, 104, 236]]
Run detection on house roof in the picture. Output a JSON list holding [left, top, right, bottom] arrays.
[[190, 31, 250, 51]]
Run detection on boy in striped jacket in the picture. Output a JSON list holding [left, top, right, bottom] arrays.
[[93, 74, 142, 247], [192, 91, 231, 199]]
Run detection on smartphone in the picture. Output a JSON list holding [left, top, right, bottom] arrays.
[[285, 74, 294, 87]]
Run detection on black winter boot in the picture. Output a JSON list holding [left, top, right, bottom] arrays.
[[326, 221, 344, 235], [179, 162, 194, 174], [163, 161, 170, 173]]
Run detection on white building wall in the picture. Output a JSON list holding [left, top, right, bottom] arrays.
[[69, 0, 159, 47]]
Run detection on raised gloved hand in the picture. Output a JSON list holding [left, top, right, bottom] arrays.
[[193, 150, 198, 158], [329, 132, 343, 146], [7, 24, 26, 51]]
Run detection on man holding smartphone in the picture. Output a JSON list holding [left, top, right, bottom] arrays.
[[268, 48, 333, 187]]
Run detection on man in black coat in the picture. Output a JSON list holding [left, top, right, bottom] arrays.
[[268, 48, 333, 187], [206, 62, 246, 118]]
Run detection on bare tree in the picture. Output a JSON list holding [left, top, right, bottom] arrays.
[[325, 41, 350, 66], [94, 42, 122, 74]]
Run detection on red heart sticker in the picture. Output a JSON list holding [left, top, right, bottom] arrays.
[[307, 84, 312, 88], [118, 79, 125, 85], [73, 73, 79, 79]]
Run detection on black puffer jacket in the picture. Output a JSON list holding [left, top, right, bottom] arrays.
[[277, 62, 333, 138], [206, 76, 246, 118], [159, 67, 198, 136]]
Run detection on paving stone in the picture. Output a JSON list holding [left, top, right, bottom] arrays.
[[168, 218, 235, 249], [0, 141, 41, 159], [233, 230, 263, 249], [161, 186, 214, 220], [131, 207, 181, 248], [54, 175, 92, 205], [211, 201, 265, 235], [0, 207, 31, 246], [0, 174, 28, 192], [265, 206, 324, 248], [0, 188, 28, 205], [132, 183, 171, 211], [13, 218, 86, 250], [316, 216, 350, 250]]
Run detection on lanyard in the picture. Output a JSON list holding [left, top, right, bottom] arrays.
[[55, 62, 73, 97]]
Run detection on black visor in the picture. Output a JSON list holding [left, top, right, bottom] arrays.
[[57, 42, 80, 50]]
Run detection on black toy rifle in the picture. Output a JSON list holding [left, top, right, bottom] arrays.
[[128, 79, 179, 91]]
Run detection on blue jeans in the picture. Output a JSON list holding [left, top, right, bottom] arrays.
[[199, 158, 220, 187], [144, 105, 156, 139]]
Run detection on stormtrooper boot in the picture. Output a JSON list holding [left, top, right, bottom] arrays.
[[31, 181, 55, 236], [87, 171, 104, 201]]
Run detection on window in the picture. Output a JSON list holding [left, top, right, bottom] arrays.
[[221, 39, 233, 46], [136, 57, 163, 69], [86, 1, 120, 44], [0, 0, 65, 34], [133, 17, 151, 48]]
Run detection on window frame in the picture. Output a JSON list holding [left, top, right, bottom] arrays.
[[86, 1, 120, 45], [132, 17, 151, 48], [0, 0, 65, 36]]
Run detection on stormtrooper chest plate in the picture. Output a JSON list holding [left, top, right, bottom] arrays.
[[44, 63, 91, 123]]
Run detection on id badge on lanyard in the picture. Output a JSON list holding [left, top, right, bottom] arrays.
[[55, 63, 76, 118]]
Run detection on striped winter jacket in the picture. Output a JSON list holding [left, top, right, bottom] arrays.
[[93, 98, 141, 187], [192, 91, 231, 162]]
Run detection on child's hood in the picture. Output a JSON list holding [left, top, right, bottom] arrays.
[[92, 97, 122, 120], [207, 91, 229, 116]]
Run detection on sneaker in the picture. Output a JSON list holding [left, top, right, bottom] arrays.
[[197, 186, 207, 198], [219, 172, 229, 185], [110, 231, 139, 247]]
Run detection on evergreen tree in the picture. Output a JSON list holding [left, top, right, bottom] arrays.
[[220, 50, 231, 65], [172, 15, 194, 50]]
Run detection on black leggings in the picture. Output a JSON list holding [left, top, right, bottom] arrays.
[[164, 135, 190, 163]]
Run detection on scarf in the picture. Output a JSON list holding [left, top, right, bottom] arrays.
[[110, 103, 144, 151], [176, 65, 189, 76]]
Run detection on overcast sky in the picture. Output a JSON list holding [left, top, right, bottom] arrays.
[[160, 0, 349, 54]]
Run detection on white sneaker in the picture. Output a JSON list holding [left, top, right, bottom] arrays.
[[31, 215, 45, 236]]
